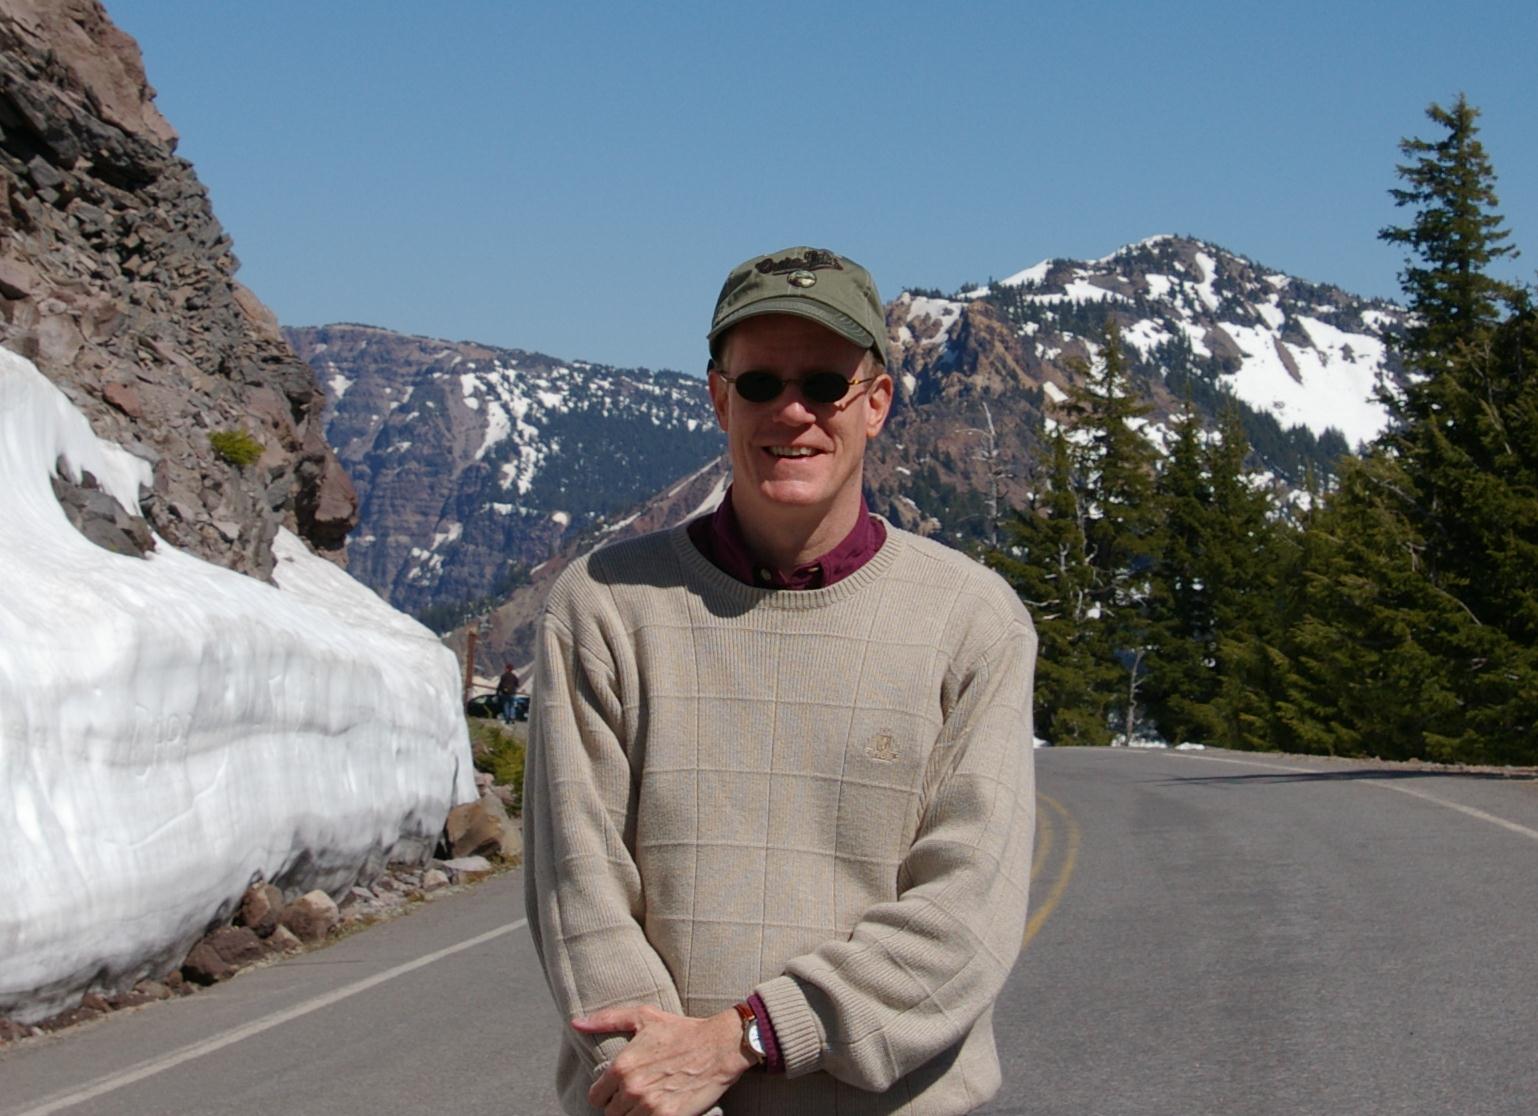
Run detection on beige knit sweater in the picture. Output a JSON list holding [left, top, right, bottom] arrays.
[[524, 523, 1037, 1115]]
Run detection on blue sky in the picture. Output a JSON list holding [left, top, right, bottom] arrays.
[[105, 1, 1537, 375]]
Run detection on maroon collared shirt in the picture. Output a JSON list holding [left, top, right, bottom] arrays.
[[686, 485, 886, 590]]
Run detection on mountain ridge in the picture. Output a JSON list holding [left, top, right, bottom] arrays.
[[289, 234, 1409, 662], [285, 322, 724, 622]]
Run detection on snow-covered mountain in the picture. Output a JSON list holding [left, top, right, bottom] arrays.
[[868, 235, 1408, 540], [984, 233, 1401, 447], [295, 237, 1410, 643], [285, 325, 724, 623]]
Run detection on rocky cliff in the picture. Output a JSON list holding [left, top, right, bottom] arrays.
[[0, 0, 355, 576], [286, 323, 722, 622]]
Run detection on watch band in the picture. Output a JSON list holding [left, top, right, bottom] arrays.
[[733, 1000, 765, 1064]]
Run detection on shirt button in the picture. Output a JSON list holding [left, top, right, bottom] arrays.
[[757, 568, 772, 582]]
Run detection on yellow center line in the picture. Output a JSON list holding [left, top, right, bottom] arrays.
[[1023, 792, 1080, 950], [1031, 793, 1056, 882]]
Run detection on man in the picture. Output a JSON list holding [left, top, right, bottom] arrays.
[[524, 247, 1037, 1116], [496, 663, 521, 723], [495, 664, 525, 725]]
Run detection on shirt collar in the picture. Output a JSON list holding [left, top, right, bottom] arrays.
[[686, 484, 886, 590]]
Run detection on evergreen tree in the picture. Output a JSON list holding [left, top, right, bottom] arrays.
[[1061, 319, 1160, 587], [1144, 401, 1288, 749], [1379, 94, 1519, 386], [1060, 319, 1161, 742], [1270, 96, 1537, 764], [1202, 407, 1292, 752], [1143, 401, 1217, 744], [988, 429, 1118, 745], [1274, 451, 1480, 760]]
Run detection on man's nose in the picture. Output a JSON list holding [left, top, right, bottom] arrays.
[[770, 385, 818, 421]]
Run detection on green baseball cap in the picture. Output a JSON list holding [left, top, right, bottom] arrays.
[[708, 246, 889, 367]]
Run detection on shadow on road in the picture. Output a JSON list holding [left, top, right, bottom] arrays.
[[1160, 768, 1536, 786]]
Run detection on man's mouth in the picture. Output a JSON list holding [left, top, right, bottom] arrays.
[[767, 446, 819, 458]]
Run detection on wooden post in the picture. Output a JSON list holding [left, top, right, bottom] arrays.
[[463, 628, 478, 705]]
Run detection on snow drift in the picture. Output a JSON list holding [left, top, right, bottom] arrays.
[[0, 348, 476, 1022]]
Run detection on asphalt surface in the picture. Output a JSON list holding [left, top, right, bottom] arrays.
[[2, 747, 1534, 1116]]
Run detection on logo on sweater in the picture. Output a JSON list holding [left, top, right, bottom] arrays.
[[866, 733, 899, 763]]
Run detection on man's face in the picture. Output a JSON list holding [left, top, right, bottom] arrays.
[[708, 313, 893, 530]]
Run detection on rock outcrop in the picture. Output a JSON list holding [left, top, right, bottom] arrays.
[[0, 0, 356, 576]]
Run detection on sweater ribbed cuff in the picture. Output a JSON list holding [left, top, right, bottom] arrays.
[[753, 975, 824, 1077]]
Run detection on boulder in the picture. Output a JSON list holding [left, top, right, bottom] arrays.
[[101, 380, 144, 419], [181, 941, 233, 985], [478, 791, 523, 861], [266, 925, 302, 954], [204, 926, 264, 967], [445, 800, 503, 859], [445, 792, 522, 861], [131, 979, 172, 1002], [422, 868, 450, 892], [278, 890, 339, 943], [238, 882, 283, 936], [440, 856, 494, 884]]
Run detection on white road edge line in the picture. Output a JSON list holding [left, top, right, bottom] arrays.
[[8, 919, 528, 1116], [1361, 779, 1538, 842], [1168, 751, 1538, 843]]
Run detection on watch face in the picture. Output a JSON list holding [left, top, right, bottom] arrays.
[[746, 1018, 765, 1057]]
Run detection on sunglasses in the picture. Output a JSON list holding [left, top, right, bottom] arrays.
[[715, 369, 878, 405]]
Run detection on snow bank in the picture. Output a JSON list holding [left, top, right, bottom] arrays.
[[0, 349, 476, 1022]]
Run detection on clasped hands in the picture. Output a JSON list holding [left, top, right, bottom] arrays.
[[573, 1003, 751, 1116]]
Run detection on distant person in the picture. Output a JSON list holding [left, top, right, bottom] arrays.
[[524, 247, 1038, 1115], [495, 663, 520, 723]]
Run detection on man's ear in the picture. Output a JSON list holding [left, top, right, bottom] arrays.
[[864, 371, 894, 439], [707, 365, 731, 432]]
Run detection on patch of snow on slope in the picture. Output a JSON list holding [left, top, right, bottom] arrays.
[[1256, 301, 1285, 330], [477, 401, 510, 461], [1219, 318, 1387, 445], [1063, 277, 1126, 304], [328, 369, 353, 401], [1177, 320, 1212, 357], [1122, 318, 1171, 354], [999, 259, 1052, 287], [1095, 234, 1176, 263], [899, 295, 964, 348], [1192, 251, 1221, 311], [459, 373, 482, 412], [0, 349, 474, 1022]]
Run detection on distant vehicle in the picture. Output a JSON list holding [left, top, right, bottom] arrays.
[[465, 692, 529, 722], [465, 694, 500, 719]]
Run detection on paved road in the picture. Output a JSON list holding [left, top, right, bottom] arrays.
[[2, 748, 1534, 1115], [985, 748, 1538, 1116]]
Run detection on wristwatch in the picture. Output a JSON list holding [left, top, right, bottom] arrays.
[[734, 1001, 765, 1065]]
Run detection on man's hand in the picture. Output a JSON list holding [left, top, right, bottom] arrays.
[[572, 1003, 750, 1116]]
